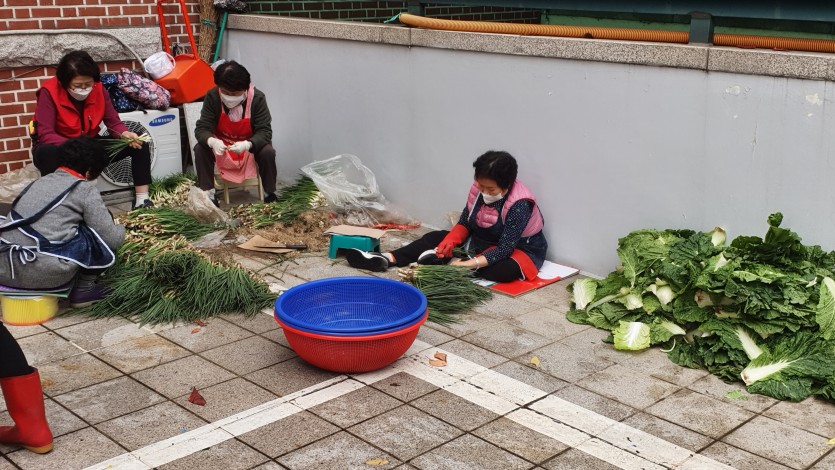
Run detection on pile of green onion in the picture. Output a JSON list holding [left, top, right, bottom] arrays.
[[230, 176, 327, 228], [399, 264, 492, 324]]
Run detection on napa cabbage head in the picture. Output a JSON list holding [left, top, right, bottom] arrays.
[[816, 276, 835, 340], [613, 321, 650, 351], [711, 227, 727, 246], [571, 278, 597, 310], [650, 319, 686, 344], [740, 332, 835, 401], [648, 279, 676, 305]]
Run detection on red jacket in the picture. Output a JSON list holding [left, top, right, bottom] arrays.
[[36, 77, 106, 139]]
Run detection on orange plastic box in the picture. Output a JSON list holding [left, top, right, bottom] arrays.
[[155, 0, 214, 104]]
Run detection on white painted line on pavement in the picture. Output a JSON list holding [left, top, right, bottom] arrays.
[[86, 339, 734, 470]]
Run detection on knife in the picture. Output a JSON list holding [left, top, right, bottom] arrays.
[[254, 245, 308, 250]]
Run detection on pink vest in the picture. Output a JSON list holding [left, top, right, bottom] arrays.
[[465, 180, 544, 237]]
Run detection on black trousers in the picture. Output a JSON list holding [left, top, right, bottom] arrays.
[[33, 140, 152, 186], [0, 323, 32, 378], [194, 143, 278, 194], [392, 230, 523, 283]]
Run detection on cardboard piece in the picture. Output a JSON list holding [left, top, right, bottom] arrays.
[[238, 235, 295, 254], [324, 225, 387, 239], [476, 261, 580, 298]]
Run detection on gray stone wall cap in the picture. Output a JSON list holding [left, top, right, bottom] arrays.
[[227, 14, 835, 81], [0, 27, 162, 69]]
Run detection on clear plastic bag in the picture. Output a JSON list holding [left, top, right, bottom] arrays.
[[143, 52, 176, 80], [184, 186, 230, 225], [0, 164, 40, 204], [300, 154, 417, 227]]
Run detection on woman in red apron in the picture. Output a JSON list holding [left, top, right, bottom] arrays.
[[193, 61, 278, 206]]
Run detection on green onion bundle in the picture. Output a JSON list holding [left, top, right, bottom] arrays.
[[117, 235, 190, 265], [149, 172, 197, 208], [230, 176, 327, 228], [99, 133, 151, 160], [399, 265, 493, 324], [119, 207, 217, 241], [72, 246, 275, 325]]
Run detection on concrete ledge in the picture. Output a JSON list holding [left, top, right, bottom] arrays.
[[228, 14, 835, 81], [229, 15, 410, 46], [707, 48, 835, 81], [0, 28, 161, 69], [409, 28, 708, 70]]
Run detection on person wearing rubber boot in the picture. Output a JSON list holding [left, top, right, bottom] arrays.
[[345, 150, 548, 283], [193, 60, 279, 206], [0, 331, 53, 454], [0, 137, 125, 308]]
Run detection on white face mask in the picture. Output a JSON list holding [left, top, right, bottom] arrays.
[[481, 192, 504, 204], [68, 87, 92, 101], [220, 92, 245, 108]]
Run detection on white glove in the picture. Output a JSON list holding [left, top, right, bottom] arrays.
[[228, 140, 252, 155], [207, 137, 226, 156]]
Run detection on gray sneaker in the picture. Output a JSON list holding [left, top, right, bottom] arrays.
[[131, 199, 154, 211]]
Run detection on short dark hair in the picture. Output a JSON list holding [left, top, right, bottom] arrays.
[[56, 136, 108, 180], [473, 150, 518, 189], [214, 61, 251, 91], [56, 51, 101, 88]]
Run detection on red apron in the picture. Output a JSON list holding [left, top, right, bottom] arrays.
[[214, 85, 258, 183]]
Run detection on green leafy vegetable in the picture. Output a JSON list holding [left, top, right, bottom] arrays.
[[741, 332, 835, 401], [724, 390, 748, 400], [567, 213, 835, 403], [571, 278, 597, 310], [650, 319, 686, 344], [816, 277, 835, 340], [613, 321, 650, 351]]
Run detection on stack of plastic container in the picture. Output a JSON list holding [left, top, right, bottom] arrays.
[[274, 277, 428, 373]]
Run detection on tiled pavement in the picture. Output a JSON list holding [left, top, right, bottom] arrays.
[[1, 199, 834, 469]]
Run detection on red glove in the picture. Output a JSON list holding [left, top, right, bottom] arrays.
[[436, 224, 469, 258]]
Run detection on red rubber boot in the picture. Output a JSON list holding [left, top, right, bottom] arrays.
[[0, 369, 53, 453]]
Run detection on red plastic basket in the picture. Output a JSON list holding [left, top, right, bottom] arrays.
[[276, 311, 427, 373]]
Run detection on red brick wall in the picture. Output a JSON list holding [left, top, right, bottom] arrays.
[[0, 0, 200, 174]]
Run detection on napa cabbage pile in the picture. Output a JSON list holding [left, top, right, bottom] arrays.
[[567, 213, 835, 402]]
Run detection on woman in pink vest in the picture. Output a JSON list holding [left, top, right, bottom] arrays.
[[346, 151, 548, 283]]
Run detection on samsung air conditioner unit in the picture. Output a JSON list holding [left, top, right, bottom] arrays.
[[97, 109, 182, 194]]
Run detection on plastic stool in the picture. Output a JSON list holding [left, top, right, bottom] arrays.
[[0, 295, 59, 326], [214, 172, 264, 204], [328, 234, 381, 259]]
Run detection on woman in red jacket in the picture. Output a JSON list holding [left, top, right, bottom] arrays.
[[32, 50, 154, 209]]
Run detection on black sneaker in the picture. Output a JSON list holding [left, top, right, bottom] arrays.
[[131, 199, 154, 210], [417, 249, 448, 266], [264, 192, 278, 203], [345, 249, 390, 272], [69, 284, 112, 308], [212, 196, 220, 208]]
